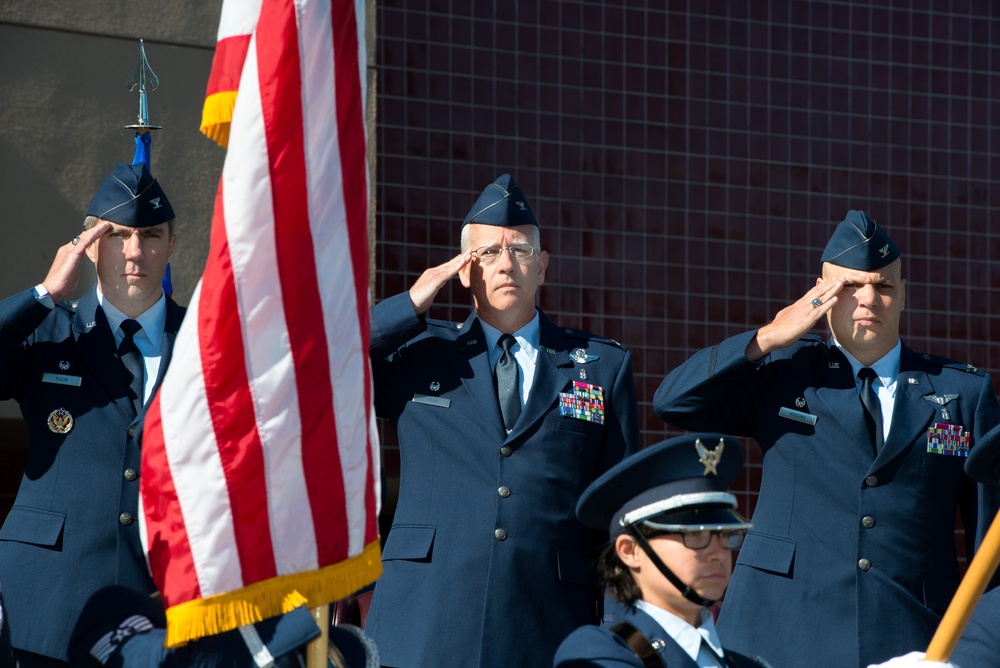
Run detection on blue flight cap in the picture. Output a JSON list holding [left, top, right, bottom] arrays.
[[576, 433, 750, 539], [820, 210, 900, 270], [965, 424, 1000, 484], [86, 161, 175, 228], [462, 174, 538, 227]]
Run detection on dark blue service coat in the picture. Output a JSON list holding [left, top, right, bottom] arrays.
[[654, 331, 1000, 668], [366, 293, 640, 667], [554, 605, 769, 668], [0, 286, 184, 660]]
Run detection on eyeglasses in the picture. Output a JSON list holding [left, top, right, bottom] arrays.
[[472, 244, 536, 265], [648, 528, 747, 550]]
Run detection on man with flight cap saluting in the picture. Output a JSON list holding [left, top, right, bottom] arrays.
[[367, 174, 640, 667], [0, 161, 183, 666], [654, 211, 1000, 667]]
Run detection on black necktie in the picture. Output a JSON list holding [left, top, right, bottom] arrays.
[[119, 319, 144, 416], [495, 334, 521, 433], [858, 367, 884, 452]]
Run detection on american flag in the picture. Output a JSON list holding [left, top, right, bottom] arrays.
[[140, 0, 381, 646]]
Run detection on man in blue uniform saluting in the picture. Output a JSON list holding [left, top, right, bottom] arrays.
[[654, 211, 1000, 667], [0, 162, 184, 666], [367, 174, 640, 667]]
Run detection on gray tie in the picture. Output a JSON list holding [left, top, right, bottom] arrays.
[[858, 367, 883, 452], [119, 319, 144, 416], [495, 334, 521, 433]]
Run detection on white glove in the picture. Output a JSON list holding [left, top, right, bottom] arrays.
[[866, 651, 957, 668]]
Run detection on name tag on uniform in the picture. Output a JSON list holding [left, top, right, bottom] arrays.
[[412, 394, 450, 408], [42, 373, 82, 387], [779, 406, 817, 426]]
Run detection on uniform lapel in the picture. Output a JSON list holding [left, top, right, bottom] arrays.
[[72, 287, 135, 419], [814, 345, 877, 461], [451, 314, 505, 431], [150, 297, 185, 393], [507, 313, 572, 440], [875, 346, 936, 466]]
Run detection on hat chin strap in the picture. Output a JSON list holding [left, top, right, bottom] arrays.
[[625, 525, 717, 608]]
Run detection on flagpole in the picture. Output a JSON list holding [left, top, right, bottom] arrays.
[[306, 605, 330, 667], [924, 509, 1000, 661]]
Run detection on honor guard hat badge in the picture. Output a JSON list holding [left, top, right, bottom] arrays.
[[821, 210, 900, 270], [87, 161, 175, 228], [47, 407, 74, 434], [576, 433, 751, 538], [463, 174, 538, 228]]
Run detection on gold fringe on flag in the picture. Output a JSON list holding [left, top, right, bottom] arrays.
[[163, 538, 382, 648], [199, 90, 239, 148]]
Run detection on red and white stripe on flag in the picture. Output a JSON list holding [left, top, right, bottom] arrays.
[[200, 0, 263, 147], [141, 0, 380, 646]]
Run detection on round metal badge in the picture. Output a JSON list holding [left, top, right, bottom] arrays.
[[47, 408, 74, 434]]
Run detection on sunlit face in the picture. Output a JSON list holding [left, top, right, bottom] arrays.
[[459, 223, 548, 331], [86, 221, 176, 317], [619, 532, 732, 625], [819, 260, 905, 364]]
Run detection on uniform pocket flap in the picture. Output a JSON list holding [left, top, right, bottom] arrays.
[[0, 506, 65, 547], [381, 525, 435, 561], [557, 550, 597, 586], [736, 532, 796, 575]]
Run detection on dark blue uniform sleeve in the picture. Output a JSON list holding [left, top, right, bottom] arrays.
[[0, 288, 55, 401], [652, 329, 761, 437]]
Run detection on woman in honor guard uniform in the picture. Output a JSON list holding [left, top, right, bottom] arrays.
[[554, 433, 769, 668], [0, 162, 184, 666], [654, 211, 1000, 667]]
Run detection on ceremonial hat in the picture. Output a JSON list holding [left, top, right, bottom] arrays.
[[462, 173, 538, 227], [820, 210, 900, 270], [966, 424, 1000, 483], [87, 161, 175, 228], [576, 433, 751, 539]]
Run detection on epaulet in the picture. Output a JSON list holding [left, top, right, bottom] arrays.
[[919, 352, 986, 376], [561, 327, 625, 349], [800, 333, 825, 344], [425, 317, 463, 331], [55, 299, 80, 314]]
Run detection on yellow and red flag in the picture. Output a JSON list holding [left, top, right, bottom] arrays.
[[199, 0, 263, 147], [141, 0, 380, 646]]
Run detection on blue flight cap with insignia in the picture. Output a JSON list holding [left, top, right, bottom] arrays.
[[576, 433, 751, 539], [87, 161, 175, 228], [820, 210, 900, 270], [462, 173, 538, 227], [965, 424, 1000, 484]]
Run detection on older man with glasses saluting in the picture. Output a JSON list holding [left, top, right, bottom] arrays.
[[367, 174, 641, 668]]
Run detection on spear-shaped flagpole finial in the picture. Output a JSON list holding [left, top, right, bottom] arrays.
[[125, 39, 162, 131]]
